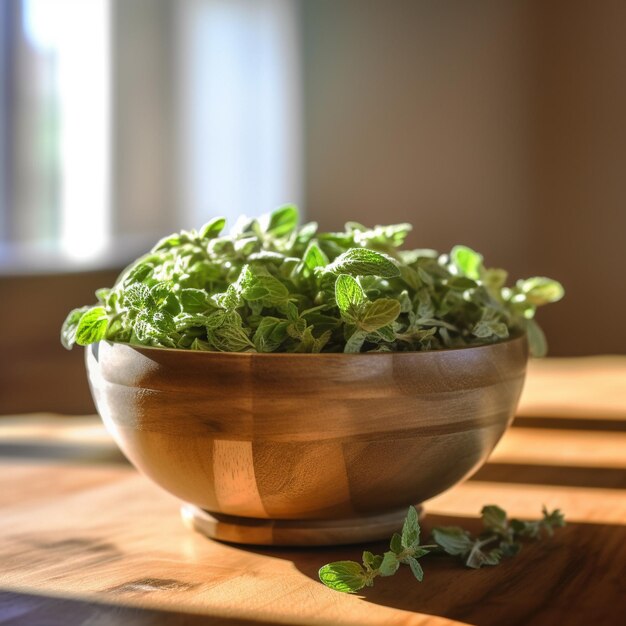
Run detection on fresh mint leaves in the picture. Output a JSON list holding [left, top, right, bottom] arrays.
[[61, 205, 563, 354], [319, 506, 436, 593], [319, 505, 565, 593], [431, 504, 565, 568]]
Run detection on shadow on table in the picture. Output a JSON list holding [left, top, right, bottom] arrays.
[[0, 589, 280, 626], [244, 515, 626, 626], [0, 442, 128, 464]]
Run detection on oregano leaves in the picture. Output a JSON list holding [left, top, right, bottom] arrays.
[[61, 205, 563, 354], [319, 505, 565, 593]]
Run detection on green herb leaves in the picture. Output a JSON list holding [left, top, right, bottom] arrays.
[[432, 504, 565, 569], [318, 561, 370, 594], [359, 299, 401, 332], [518, 277, 565, 306], [319, 505, 565, 593], [60, 205, 563, 354], [401, 504, 420, 548], [451, 245, 483, 280], [74, 307, 109, 346], [325, 248, 400, 278], [432, 526, 504, 569], [318, 506, 434, 593], [335, 274, 364, 316], [261, 203, 299, 237], [61, 306, 91, 349]]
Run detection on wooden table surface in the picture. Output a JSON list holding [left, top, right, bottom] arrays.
[[1, 356, 625, 626]]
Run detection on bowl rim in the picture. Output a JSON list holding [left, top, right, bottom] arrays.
[[94, 331, 527, 359]]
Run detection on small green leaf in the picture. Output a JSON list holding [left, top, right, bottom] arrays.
[[217, 265, 253, 310], [180, 288, 212, 313], [541, 507, 566, 534], [208, 313, 255, 352], [302, 241, 329, 270], [451, 245, 483, 280], [318, 561, 367, 593], [378, 551, 400, 577], [152, 233, 182, 252], [125, 283, 152, 311], [134, 311, 165, 342], [205, 310, 226, 331], [359, 298, 401, 332], [362, 551, 376, 569], [519, 277, 564, 305], [397, 290, 412, 313], [151, 310, 175, 333], [296, 221, 318, 242], [325, 248, 400, 278], [175, 313, 212, 331], [482, 267, 508, 290], [374, 324, 396, 342], [411, 548, 430, 559], [95, 288, 111, 304], [242, 275, 289, 304], [335, 274, 364, 318], [362, 550, 383, 572], [148, 283, 180, 315], [390, 533, 403, 555], [75, 307, 109, 346], [406, 556, 424, 582], [432, 527, 474, 556], [60, 306, 91, 350], [401, 506, 420, 549], [481, 505, 509, 535], [511, 507, 565, 539], [447, 276, 478, 290], [253, 317, 289, 352], [344, 329, 367, 353], [208, 236, 235, 256], [473, 320, 509, 339], [199, 217, 226, 239], [264, 204, 299, 237], [234, 236, 259, 255], [466, 545, 502, 569], [526, 318, 548, 358]]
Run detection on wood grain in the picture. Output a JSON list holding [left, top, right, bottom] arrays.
[[0, 269, 122, 415], [518, 356, 626, 420], [2, 358, 625, 625], [182, 504, 422, 547], [85, 336, 527, 543], [1, 397, 626, 622]]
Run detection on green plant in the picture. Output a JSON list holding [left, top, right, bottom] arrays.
[[61, 205, 563, 355], [319, 504, 565, 593]]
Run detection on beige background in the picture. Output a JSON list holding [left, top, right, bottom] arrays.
[[1, 0, 624, 415], [302, 0, 626, 357]]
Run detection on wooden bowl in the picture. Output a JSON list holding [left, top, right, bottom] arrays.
[[86, 335, 528, 545]]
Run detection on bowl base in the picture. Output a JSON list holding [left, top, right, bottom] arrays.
[[181, 504, 423, 546]]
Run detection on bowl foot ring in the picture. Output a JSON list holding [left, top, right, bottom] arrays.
[[181, 503, 423, 547]]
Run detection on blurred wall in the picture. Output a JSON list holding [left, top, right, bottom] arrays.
[[529, 0, 626, 356], [302, 1, 533, 276], [2, 0, 625, 417], [301, 0, 626, 356], [0, 269, 121, 414]]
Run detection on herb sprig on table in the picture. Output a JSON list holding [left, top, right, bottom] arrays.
[[319, 505, 565, 593], [61, 205, 563, 355]]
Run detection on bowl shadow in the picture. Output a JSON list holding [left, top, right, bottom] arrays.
[[237, 514, 625, 626]]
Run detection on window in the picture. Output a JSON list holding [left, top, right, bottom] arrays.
[[0, 0, 302, 269]]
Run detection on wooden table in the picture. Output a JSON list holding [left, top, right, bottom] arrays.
[[1, 357, 625, 626]]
